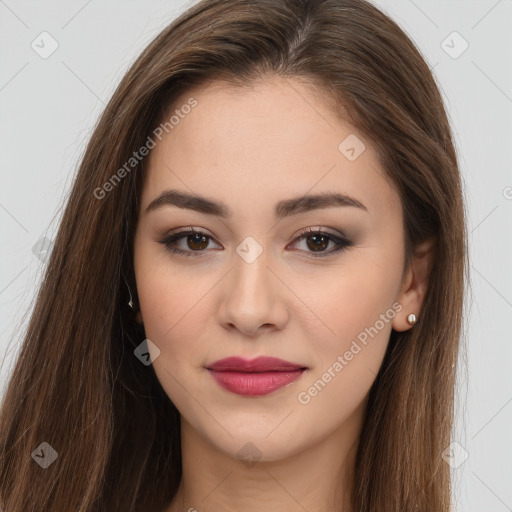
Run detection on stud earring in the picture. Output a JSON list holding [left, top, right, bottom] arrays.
[[407, 313, 417, 326]]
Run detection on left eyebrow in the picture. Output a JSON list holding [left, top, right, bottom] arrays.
[[143, 189, 368, 218], [275, 191, 368, 217]]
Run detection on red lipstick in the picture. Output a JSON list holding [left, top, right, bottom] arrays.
[[206, 356, 307, 396]]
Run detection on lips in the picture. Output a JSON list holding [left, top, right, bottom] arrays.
[[206, 356, 308, 396], [206, 356, 306, 373]]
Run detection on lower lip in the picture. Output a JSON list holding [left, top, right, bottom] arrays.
[[207, 369, 306, 396]]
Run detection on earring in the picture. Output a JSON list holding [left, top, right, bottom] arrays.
[[127, 287, 144, 325], [124, 274, 142, 323], [125, 277, 135, 311], [407, 313, 417, 326]]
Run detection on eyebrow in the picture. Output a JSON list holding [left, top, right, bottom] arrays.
[[144, 189, 368, 218]]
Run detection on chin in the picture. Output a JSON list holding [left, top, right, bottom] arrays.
[[202, 422, 308, 464]]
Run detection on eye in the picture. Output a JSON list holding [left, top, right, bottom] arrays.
[[159, 227, 221, 258], [288, 227, 353, 258], [158, 226, 353, 258]]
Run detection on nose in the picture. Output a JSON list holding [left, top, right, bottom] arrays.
[[216, 249, 289, 337]]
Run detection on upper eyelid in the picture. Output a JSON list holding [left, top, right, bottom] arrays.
[[295, 226, 348, 239], [164, 226, 346, 242], [162, 227, 350, 250]]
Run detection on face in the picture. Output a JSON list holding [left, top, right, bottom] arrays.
[[133, 76, 412, 462]]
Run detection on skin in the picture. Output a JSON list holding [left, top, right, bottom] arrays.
[[132, 76, 434, 512]]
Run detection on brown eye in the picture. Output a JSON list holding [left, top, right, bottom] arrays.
[[159, 226, 352, 259], [159, 228, 220, 257], [291, 228, 353, 258], [304, 233, 330, 252], [186, 233, 209, 251]]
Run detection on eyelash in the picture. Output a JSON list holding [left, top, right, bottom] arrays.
[[158, 226, 353, 259]]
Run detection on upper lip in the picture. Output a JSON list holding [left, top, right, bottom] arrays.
[[206, 356, 307, 372]]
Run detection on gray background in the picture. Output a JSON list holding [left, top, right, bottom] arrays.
[[1, 1, 511, 510]]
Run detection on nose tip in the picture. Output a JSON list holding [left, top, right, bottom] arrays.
[[217, 256, 288, 336]]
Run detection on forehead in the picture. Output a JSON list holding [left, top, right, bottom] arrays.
[[141, 76, 401, 221]]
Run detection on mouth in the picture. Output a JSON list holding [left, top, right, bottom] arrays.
[[206, 356, 308, 397]]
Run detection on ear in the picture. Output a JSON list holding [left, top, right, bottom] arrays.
[[392, 236, 436, 332]]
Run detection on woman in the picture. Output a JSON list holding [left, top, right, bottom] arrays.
[[0, 0, 469, 511]]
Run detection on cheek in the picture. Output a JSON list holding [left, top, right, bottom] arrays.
[[135, 263, 213, 414], [296, 250, 403, 373], [133, 246, 212, 368], [294, 263, 399, 423]]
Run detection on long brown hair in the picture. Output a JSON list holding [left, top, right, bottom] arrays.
[[0, 0, 469, 510]]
